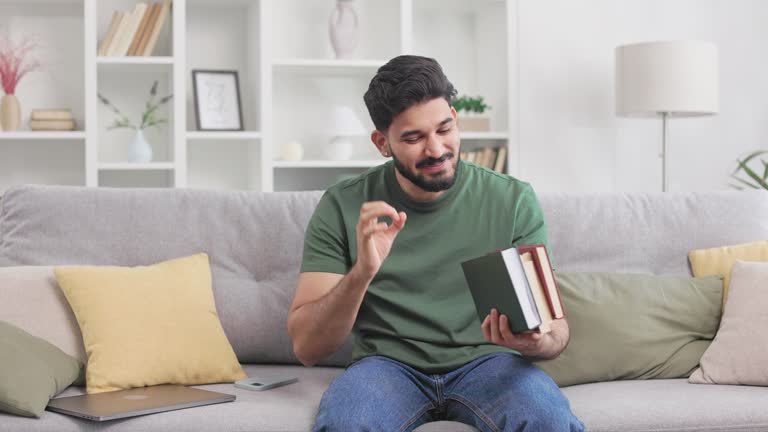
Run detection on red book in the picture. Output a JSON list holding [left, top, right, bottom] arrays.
[[517, 244, 565, 319]]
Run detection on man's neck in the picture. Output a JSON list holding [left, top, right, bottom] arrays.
[[394, 169, 445, 202]]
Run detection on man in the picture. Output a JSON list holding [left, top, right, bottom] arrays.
[[288, 55, 584, 431]]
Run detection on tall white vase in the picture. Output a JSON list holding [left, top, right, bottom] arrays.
[[128, 129, 153, 163], [329, 0, 359, 59]]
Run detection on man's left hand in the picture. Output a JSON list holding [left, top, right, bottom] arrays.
[[481, 308, 570, 360]]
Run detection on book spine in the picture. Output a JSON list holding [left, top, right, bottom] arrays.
[[29, 119, 76, 130], [142, 0, 171, 56], [536, 246, 565, 318], [31, 110, 73, 121], [98, 11, 122, 56], [517, 244, 563, 319], [136, 3, 161, 56], [127, 3, 154, 56]]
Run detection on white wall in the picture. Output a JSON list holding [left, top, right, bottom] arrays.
[[514, 0, 768, 192]]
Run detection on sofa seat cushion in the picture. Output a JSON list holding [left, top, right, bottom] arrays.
[[3, 366, 768, 431], [564, 379, 768, 432]]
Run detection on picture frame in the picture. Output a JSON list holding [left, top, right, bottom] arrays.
[[191, 69, 244, 131]]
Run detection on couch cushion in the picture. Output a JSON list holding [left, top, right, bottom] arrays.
[[0, 321, 83, 418], [54, 253, 246, 393], [2, 367, 768, 431], [564, 379, 768, 432], [536, 272, 723, 387], [0, 266, 85, 364], [689, 260, 768, 385], [688, 240, 768, 306], [540, 191, 768, 275]]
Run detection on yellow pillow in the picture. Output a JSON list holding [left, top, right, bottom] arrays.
[[688, 240, 768, 307], [54, 253, 246, 394]]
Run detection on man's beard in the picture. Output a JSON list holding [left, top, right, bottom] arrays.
[[392, 152, 458, 193]]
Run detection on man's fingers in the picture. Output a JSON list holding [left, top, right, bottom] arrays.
[[388, 212, 407, 232], [361, 222, 390, 237], [489, 309, 500, 343], [499, 314, 514, 342], [360, 202, 399, 224], [481, 314, 491, 341]]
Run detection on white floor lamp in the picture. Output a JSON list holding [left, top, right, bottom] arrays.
[[615, 41, 719, 192]]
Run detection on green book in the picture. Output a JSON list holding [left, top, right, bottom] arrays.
[[461, 247, 542, 333]]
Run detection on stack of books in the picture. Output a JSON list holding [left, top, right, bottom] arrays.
[[461, 146, 507, 174], [29, 109, 76, 131], [461, 243, 565, 334], [98, 0, 172, 57]]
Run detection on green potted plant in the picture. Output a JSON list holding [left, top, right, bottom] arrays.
[[729, 150, 768, 190], [98, 80, 172, 163], [452, 95, 491, 132]]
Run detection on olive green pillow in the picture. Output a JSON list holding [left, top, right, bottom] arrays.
[[535, 272, 723, 387], [0, 321, 84, 417]]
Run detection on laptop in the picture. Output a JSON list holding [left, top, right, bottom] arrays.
[[46, 385, 235, 421]]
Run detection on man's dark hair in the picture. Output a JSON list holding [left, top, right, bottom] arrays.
[[364, 55, 457, 132]]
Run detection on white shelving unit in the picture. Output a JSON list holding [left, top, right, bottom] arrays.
[[0, 0, 514, 193]]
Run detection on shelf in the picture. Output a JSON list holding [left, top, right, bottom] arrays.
[[96, 56, 174, 65], [97, 162, 176, 171], [272, 59, 385, 76], [415, 0, 505, 12], [460, 131, 509, 140], [96, 57, 174, 73], [186, 131, 262, 140], [0, 131, 86, 140], [273, 160, 384, 169]]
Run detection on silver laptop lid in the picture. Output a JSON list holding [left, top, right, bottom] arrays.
[[46, 385, 235, 421]]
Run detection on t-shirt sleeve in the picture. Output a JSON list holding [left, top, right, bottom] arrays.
[[511, 183, 556, 270], [300, 191, 351, 274]]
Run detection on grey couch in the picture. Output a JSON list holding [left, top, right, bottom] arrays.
[[1, 184, 768, 432]]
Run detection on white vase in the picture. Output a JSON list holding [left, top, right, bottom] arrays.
[[329, 0, 359, 59], [128, 129, 153, 163]]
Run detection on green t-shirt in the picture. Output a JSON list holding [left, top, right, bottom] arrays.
[[300, 160, 552, 374]]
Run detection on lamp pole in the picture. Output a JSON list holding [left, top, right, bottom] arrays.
[[661, 111, 668, 192]]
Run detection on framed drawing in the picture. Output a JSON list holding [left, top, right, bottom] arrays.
[[192, 70, 244, 131]]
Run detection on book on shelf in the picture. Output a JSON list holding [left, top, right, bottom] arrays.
[[29, 120, 76, 131], [142, 0, 172, 56], [99, 1, 170, 57], [135, 3, 162, 55], [30, 109, 73, 121], [493, 146, 507, 173], [98, 11, 125, 56], [460, 147, 507, 174], [461, 244, 564, 334], [127, 3, 156, 56], [109, 3, 148, 57]]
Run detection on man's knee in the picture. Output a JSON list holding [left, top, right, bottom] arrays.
[[513, 369, 584, 431]]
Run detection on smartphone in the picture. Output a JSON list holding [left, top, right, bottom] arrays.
[[234, 375, 298, 392]]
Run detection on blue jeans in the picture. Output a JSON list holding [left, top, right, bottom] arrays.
[[313, 352, 585, 432]]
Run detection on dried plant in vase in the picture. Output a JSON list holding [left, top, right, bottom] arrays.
[[0, 34, 41, 131], [98, 80, 173, 163]]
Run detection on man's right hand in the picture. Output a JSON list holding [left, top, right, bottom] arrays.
[[355, 201, 407, 278]]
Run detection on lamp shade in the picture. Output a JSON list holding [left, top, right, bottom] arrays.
[[615, 41, 719, 117], [329, 105, 366, 136]]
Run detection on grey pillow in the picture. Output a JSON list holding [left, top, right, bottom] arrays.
[[0, 321, 84, 417], [535, 272, 723, 387]]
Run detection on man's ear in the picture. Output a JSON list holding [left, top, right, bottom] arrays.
[[371, 129, 388, 156]]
